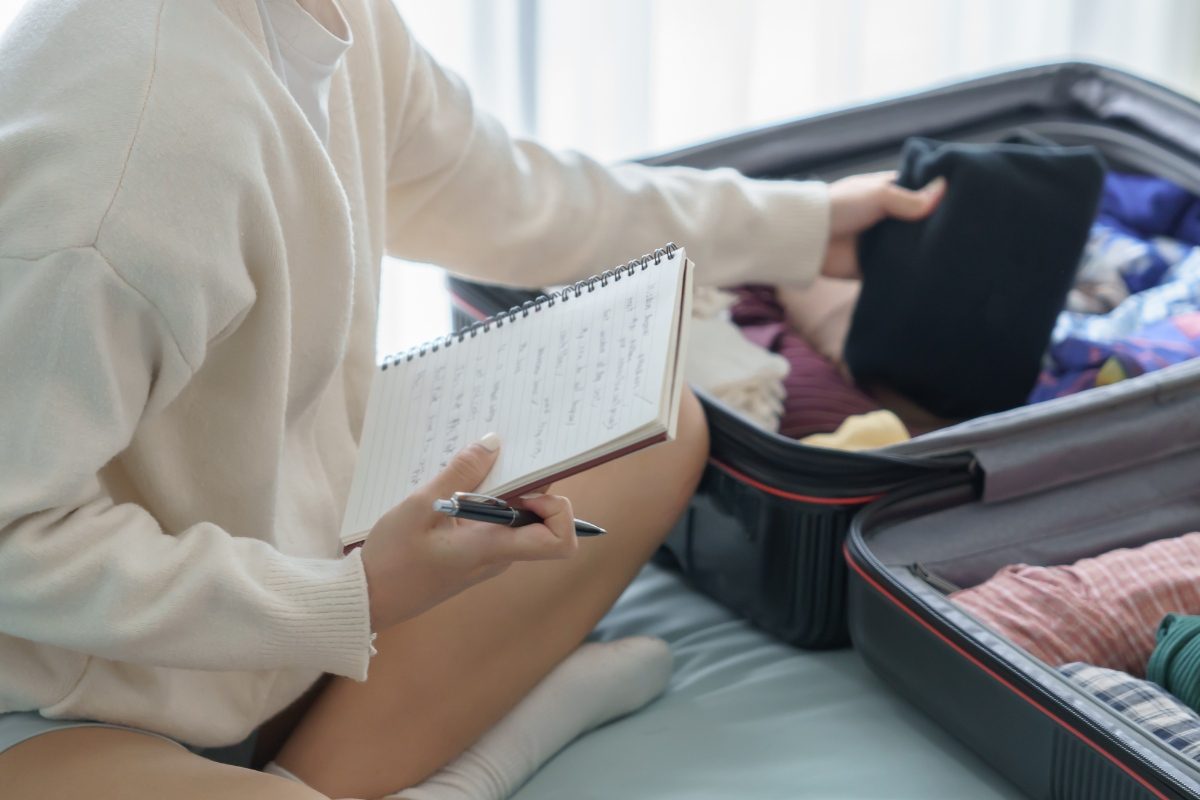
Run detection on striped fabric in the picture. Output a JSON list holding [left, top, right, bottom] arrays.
[[951, 533, 1200, 676], [1061, 662, 1200, 762], [728, 285, 880, 439]]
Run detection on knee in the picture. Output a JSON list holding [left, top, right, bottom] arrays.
[[646, 388, 708, 512], [673, 387, 709, 489], [647, 389, 709, 544], [225, 769, 334, 800]]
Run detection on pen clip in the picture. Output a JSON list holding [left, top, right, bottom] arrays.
[[451, 492, 510, 509]]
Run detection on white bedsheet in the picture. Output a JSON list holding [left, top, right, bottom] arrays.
[[512, 564, 1025, 799]]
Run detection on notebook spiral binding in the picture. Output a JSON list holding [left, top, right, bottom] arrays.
[[380, 243, 679, 369]]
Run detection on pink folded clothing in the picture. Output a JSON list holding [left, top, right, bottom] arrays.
[[951, 533, 1200, 676], [728, 285, 880, 439]]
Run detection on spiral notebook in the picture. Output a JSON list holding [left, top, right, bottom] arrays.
[[340, 244, 694, 545]]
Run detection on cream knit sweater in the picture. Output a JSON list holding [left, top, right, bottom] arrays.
[[0, 0, 829, 746]]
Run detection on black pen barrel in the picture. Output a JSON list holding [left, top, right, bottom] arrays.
[[439, 499, 606, 536], [452, 505, 516, 525]]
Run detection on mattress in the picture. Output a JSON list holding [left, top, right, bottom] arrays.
[[512, 563, 1024, 799]]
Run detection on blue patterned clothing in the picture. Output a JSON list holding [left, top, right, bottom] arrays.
[[1052, 237, 1200, 346]]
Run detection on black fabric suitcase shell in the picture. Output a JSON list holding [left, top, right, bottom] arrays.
[[845, 358, 1200, 799], [446, 61, 1200, 649]]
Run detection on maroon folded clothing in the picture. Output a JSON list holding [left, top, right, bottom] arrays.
[[728, 286, 879, 439], [727, 284, 787, 327]]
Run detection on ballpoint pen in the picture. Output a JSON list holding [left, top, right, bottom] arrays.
[[433, 492, 607, 536]]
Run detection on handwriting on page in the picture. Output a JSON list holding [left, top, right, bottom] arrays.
[[568, 322, 590, 426], [591, 310, 611, 413], [352, 257, 681, 537], [485, 340, 507, 425]]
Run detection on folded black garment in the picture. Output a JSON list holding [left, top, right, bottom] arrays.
[[844, 137, 1105, 419]]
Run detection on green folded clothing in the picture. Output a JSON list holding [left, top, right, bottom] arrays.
[[1149, 614, 1200, 713]]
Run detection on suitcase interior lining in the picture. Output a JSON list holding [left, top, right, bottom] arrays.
[[865, 444, 1200, 590]]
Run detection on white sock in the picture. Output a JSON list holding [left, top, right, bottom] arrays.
[[388, 636, 673, 800]]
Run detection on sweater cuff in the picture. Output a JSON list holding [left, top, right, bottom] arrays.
[[749, 179, 831, 287], [259, 548, 374, 681]]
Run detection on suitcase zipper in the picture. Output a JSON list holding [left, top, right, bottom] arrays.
[[908, 562, 962, 594]]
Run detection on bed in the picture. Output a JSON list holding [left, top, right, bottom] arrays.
[[512, 563, 1024, 799]]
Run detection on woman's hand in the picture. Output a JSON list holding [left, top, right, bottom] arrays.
[[821, 171, 946, 280], [360, 434, 578, 632]]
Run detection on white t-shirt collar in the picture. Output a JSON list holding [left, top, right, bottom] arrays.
[[255, 0, 352, 147]]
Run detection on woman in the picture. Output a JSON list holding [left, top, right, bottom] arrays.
[[0, 1, 942, 798]]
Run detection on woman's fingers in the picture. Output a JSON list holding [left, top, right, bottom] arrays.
[[361, 439, 585, 629], [517, 493, 577, 541], [880, 176, 946, 221], [822, 172, 946, 280], [411, 432, 502, 522], [472, 493, 579, 564], [827, 171, 945, 242]]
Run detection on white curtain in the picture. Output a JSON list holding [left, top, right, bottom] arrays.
[[398, 0, 1200, 161], [3, 0, 1197, 157]]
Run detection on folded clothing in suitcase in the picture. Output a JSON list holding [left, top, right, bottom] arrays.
[[447, 61, 1200, 648], [847, 136, 1106, 420], [845, 357, 1200, 799]]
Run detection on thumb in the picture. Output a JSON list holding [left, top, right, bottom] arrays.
[[422, 432, 502, 501], [879, 176, 945, 221]]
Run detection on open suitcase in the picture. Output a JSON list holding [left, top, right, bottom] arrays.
[[446, 61, 1200, 649], [846, 358, 1200, 799]]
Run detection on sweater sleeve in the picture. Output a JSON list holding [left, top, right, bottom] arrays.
[[0, 249, 374, 681], [377, 6, 829, 289]]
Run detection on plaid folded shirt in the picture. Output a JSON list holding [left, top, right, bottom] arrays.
[[951, 533, 1200, 677], [1062, 662, 1200, 762]]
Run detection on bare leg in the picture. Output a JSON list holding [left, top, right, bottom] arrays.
[[275, 390, 709, 799], [0, 727, 349, 800]]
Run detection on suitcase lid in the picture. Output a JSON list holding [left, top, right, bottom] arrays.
[[847, 476, 1200, 799], [643, 61, 1200, 192], [885, 357, 1200, 503]]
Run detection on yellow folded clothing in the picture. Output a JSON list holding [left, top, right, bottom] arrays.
[[800, 410, 910, 452]]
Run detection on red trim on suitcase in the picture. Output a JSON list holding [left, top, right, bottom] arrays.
[[709, 458, 883, 506], [452, 294, 488, 321], [843, 545, 1171, 800]]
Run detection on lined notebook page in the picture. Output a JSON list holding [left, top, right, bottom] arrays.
[[341, 249, 689, 542]]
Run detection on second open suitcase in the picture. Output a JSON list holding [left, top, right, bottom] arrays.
[[846, 357, 1200, 799]]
